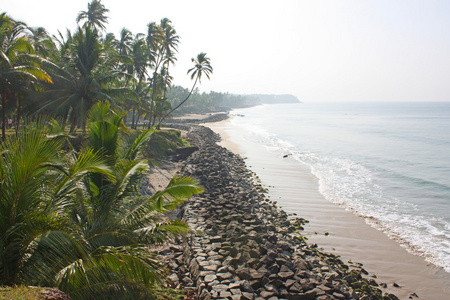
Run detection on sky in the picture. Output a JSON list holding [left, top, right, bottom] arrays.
[[3, 0, 450, 102]]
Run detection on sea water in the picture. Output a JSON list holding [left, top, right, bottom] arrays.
[[227, 102, 450, 273]]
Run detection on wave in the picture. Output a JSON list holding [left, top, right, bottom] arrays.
[[292, 150, 450, 273], [233, 116, 450, 273], [233, 108, 450, 273]]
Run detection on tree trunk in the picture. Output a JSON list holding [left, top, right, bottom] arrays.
[[15, 96, 21, 137], [148, 75, 157, 128], [159, 76, 198, 125], [2, 92, 7, 141], [131, 106, 136, 129]]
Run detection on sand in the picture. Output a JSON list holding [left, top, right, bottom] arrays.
[[203, 118, 450, 300], [145, 160, 182, 195]]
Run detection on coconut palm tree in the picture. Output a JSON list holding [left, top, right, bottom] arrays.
[[154, 67, 173, 127], [0, 13, 52, 140], [37, 26, 120, 132], [159, 52, 212, 124], [76, 0, 109, 32], [114, 28, 133, 57], [0, 121, 111, 285], [151, 20, 178, 127], [39, 102, 203, 299], [1, 104, 203, 298], [146, 19, 181, 127]]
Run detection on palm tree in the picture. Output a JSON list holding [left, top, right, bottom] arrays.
[[37, 26, 120, 132], [146, 19, 180, 128], [154, 67, 173, 127], [76, 0, 109, 32], [28, 27, 55, 58], [114, 28, 133, 57], [159, 52, 212, 124], [0, 13, 52, 140], [39, 102, 203, 298], [1, 104, 204, 298], [0, 121, 111, 285], [151, 19, 178, 127]]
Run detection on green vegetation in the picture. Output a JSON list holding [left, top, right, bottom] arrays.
[[0, 286, 41, 300], [1, 1, 206, 298], [1, 0, 212, 140], [165, 87, 300, 115], [145, 129, 190, 160]]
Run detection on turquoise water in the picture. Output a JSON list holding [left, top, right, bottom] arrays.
[[229, 102, 450, 272]]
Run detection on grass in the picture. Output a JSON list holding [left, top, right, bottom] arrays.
[[145, 129, 190, 160], [0, 286, 42, 300]]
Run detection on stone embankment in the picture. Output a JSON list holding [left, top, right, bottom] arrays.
[[161, 125, 400, 300], [162, 113, 229, 125]]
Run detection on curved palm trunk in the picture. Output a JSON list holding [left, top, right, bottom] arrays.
[[155, 94, 166, 130], [159, 76, 198, 126]]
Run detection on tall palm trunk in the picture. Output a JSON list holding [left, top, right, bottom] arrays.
[[148, 74, 157, 128], [131, 106, 136, 129], [2, 92, 7, 141], [159, 76, 198, 125], [15, 95, 21, 137]]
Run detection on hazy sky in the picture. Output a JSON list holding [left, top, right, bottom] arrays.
[[3, 0, 450, 102]]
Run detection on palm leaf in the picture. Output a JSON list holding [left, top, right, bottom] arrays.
[[151, 176, 204, 210], [135, 220, 192, 245], [57, 245, 163, 300], [124, 128, 155, 160]]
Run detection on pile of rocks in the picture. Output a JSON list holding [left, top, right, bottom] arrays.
[[161, 125, 399, 300], [162, 113, 229, 126]]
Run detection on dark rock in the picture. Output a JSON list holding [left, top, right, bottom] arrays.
[[259, 290, 276, 298], [171, 146, 199, 161], [242, 292, 256, 300], [40, 289, 71, 300], [288, 282, 302, 293], [278, 271, 295, 279]]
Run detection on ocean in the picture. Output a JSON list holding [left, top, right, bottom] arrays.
[[224, 102, 450, 274]]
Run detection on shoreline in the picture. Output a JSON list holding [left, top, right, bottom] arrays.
[[166, 125, 399, 299], [202, 118, 450, 300], [155, 123, 413, 300]]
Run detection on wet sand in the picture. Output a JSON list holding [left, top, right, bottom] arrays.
[[204, 119, 450, 300]]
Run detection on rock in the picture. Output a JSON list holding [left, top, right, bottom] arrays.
[[259, 290, 276, 298], [40, 289, 71, 300], [242, 292, 256, 300], [333, 292, 346, 299], [171, 146, 199, 161], [160, 125, 399, 300], [219, 291, 232, 298], [204, 274, 217, 283], [217, 272, 233, 280], [288, 282, 302, 293], [278, 271, 295, 279]]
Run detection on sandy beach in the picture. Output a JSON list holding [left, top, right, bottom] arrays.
[[204, 118, 450, 300]]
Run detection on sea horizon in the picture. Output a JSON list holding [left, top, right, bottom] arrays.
[[230, 101, 450, 272]]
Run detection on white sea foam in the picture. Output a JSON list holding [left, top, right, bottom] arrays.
[[230, 102, 450, 273]]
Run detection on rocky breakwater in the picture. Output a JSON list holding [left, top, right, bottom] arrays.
[[164, 125, 400, 300]]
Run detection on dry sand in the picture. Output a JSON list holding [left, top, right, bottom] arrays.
[[204, 119, 450, 300], [146, 160, 183, 195]]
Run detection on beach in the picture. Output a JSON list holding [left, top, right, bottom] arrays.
[[159, 124, 399, 299], [204, 117, 450, 300]]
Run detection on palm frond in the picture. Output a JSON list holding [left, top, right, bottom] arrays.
[[151, 176, 204, 210], [135, 220, 192, 245], [124, 128, 155, 160], [57, 245, 163, 300]]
